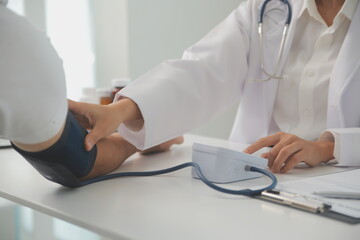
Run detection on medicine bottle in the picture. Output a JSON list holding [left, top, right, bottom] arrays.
[[96, 88, 112, 105], [111, 78, 131, 102]]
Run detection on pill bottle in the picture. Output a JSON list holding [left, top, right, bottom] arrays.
[[111, 78, 131, 102], [79, 87, 99, 104], [96, 88, 113, 105]]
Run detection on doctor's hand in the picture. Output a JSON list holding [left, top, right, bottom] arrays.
[[68, 98, 143, 151], [243, 132, 335, 173]]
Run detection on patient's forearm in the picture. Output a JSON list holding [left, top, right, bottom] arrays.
[[83, 134, 185, 180], [82, 133, 138, 179]]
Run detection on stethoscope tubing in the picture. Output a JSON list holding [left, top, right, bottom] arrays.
[[259, 0, 292, 25], [255, 0, 292, 82]]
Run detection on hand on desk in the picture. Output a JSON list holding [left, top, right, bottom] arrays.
[[243, 132, 335, 174]]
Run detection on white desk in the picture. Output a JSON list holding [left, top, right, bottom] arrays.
[[0, 135, 359, 240]]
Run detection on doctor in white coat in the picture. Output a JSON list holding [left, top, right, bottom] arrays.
[[70, 0, 360, 175]]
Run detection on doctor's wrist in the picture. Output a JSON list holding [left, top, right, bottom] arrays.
[[317, 141, 335, 163], [111, 97, 144, 131]]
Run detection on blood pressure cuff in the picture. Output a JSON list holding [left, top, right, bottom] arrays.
[[11, 111, 97, 188]]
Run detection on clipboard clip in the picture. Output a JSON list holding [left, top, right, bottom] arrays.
[[260, 190, 332, 213]]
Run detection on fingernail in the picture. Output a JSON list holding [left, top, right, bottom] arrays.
[[243, 149, 249, 153]]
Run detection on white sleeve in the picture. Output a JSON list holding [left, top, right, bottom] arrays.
[[319, 128, 360, 166], [0, 6, 67, 144], [117, 2, 253, 150]]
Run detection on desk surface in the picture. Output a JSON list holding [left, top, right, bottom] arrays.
[[0, 135, 359, 240]]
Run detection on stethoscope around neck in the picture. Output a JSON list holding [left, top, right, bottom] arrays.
[[255, 0, 292, 82]]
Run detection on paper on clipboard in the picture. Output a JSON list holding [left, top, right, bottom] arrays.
[[276, 169, 360, 218]]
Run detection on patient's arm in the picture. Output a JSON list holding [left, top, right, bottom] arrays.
[[83, 134, 184, 180], [82, 133, 137, 180], [1, 6, 184, 186], [13, 113, 183, 184]]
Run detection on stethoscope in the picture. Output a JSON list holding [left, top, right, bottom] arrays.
[[257, 0, 292, 82]]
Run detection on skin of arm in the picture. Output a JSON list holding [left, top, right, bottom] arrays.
[[83, 133, 183, 180]]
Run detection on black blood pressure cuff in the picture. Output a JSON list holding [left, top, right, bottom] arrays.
[[11, 111, 97, 188]]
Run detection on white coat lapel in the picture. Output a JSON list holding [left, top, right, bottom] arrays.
[[328, 3, 360, 127]]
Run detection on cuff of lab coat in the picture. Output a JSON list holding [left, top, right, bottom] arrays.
[[118, 123, 146, 150], [319, 128, 360, 166]]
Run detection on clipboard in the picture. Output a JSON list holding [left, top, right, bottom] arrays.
[[252, 189, 360, 224], [0, 139, 12, 149], [252, 169, 360, 224]]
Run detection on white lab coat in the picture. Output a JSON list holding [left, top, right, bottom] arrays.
[[119, 0, 360, 166]]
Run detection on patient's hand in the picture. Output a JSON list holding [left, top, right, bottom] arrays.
[[141, 136, 184, 154], [83, 135, 184, 180]]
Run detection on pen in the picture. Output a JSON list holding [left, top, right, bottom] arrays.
[[260, 190, 330, 213], [0, 145, 12, 149], [313, 191, 360, 200]]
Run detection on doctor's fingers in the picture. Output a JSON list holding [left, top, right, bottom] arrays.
[[279, 151, 306, 173], [243, 133, 282, 154], [267, 134, 302, 168], [68, 100, 119, 150], [270, 142, 303, 173], [84, 115, 122, 151], [68, 100, 95, 128], [68, 99, 88, 115], [69, 100, 117, 130]]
